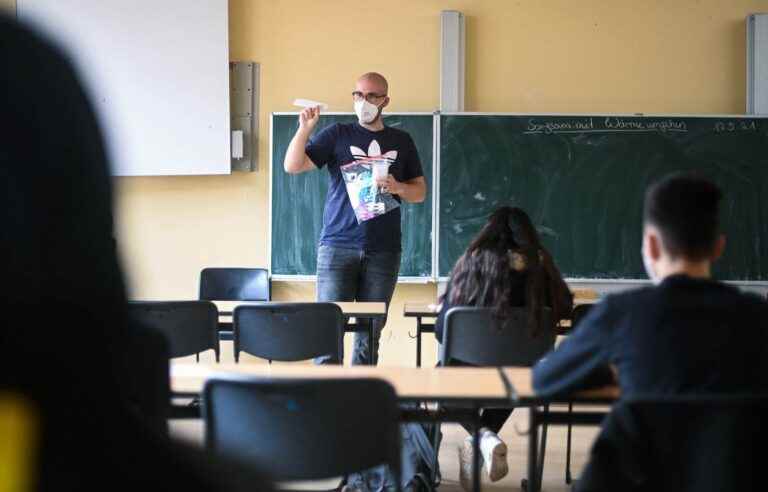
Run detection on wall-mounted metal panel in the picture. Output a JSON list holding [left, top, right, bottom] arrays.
[[230, 62, 259, 171]]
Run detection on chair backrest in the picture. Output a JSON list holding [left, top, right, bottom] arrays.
[[578, 395, 768, 492], [233, 303, 343, 362], [199, 267, 270, 301], [442, 306, 554, 367], [128, 301, 220, 361], [203, 378, 401, 485], [571, 303, 594, 330], [120, 318, 171, 433]]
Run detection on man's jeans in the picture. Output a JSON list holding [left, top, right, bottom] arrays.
[[315, 244, 400, 365]]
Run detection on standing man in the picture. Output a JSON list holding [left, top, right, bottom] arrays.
[[284, 72, 426, 365]]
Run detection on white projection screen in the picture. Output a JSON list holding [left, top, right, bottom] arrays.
[[18, 1, 231, 176]]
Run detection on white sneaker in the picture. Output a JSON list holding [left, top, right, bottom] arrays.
[[458, 436, 482, 492], [479, 430, 508, 482]]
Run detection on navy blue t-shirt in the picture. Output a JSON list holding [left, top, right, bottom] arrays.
[[305, 122, 423, 252]]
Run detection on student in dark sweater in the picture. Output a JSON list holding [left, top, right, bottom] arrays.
[[435, 207, 572, 488], [533, 174, 768, 398]]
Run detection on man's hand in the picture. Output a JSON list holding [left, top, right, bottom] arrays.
[[284, 107, 321, 174], [376, 175, 426, 203], [299, 106, 321, 133], [376, 174, 403, 195], [376, 174, 427, 203]]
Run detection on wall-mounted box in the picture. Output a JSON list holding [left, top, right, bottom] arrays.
[[747, 14, 768, 114], [230, 62, 259, 171]]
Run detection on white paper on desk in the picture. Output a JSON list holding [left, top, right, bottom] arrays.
[[293, 98, 328, 110]]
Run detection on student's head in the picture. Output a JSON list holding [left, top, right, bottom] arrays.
[[466, 206, 518, 253], [642, 173, 725, 283], [1, 9, 133, 410], [447, 206, 554, 336], [508, 207, 542, 250], [353, 72, 389, 125], [467, 206, 542, 257]]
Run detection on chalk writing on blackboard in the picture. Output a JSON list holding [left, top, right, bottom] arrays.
[[525, 117, 688, 135], [713, 121, 758, 133]]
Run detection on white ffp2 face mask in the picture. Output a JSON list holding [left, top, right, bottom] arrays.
[[354, 99, 380, 124]]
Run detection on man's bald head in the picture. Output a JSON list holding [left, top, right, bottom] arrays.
[[357, 72, 388, 94]]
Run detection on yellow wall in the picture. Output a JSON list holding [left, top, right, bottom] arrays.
[[113, 0, 765, 366], [1, 0, 15, 12]]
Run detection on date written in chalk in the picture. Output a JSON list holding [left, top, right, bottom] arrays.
[[714, 121, 758, 133]]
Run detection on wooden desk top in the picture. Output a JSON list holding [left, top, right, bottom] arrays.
[[501, 367, 620, 401], [214, 301, 387, 318], [403, 302, 440, 317], [171, 362, 510, 402], [403, 297, 599, 318], [571, 288, 600, 300]]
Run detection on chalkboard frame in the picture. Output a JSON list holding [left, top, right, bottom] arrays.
[[269, 111, 439, 282], [270, 111, 768, 285], [436, 112, 768, 285]]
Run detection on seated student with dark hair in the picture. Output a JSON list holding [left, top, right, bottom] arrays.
[[533, 173, 768, 398], [435, 206, 572, 489]]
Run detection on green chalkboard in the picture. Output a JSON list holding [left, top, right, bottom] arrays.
[[271, 113, 433, 278], [439, 114, 768, 280]]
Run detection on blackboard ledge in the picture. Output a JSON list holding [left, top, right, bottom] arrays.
[[567, 279, 768, 298], [271, 274, 437, 284], [271, 111, 436, 116], [437, 276, 768, 288], [438, 111, 768, 119], [566, 278, 652, 284], [568, 278, 768, 287], [440, 277, 653, 284]]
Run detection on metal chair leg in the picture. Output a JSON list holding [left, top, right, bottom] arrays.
[[522, 405, 543, 492], [537, 404, 549, 489], [416, 318, 422, 367], [566, 401, 573, 484], [472, 409, 481, 492], [431, 405, 441, 485]]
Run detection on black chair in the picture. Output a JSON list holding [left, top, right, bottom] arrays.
[[119, 318, 171, 434], [128, 301, 220, 362], [203, 378, 402, 490], [570, 303, 594, 330], [576, 395, 768, 492], [232, 303, 344, 363], [199, 267, 270, 342], [199, 267, 270, 302], [564, 302, 596, 485], [442, 307, 554, 366], [441, 306, 555, 490]]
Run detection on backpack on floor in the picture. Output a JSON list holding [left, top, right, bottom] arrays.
[[345, 415, 442, 492]]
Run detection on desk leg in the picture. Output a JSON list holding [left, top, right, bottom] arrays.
[[526, 406, 540, 492], [343, 316, 351, 365], [472, 408, 481, 492], [537, 406, 548, 488], [565, 402, 573, 484], [369, 321, 376, 366], [416, 316, 422, 368]]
